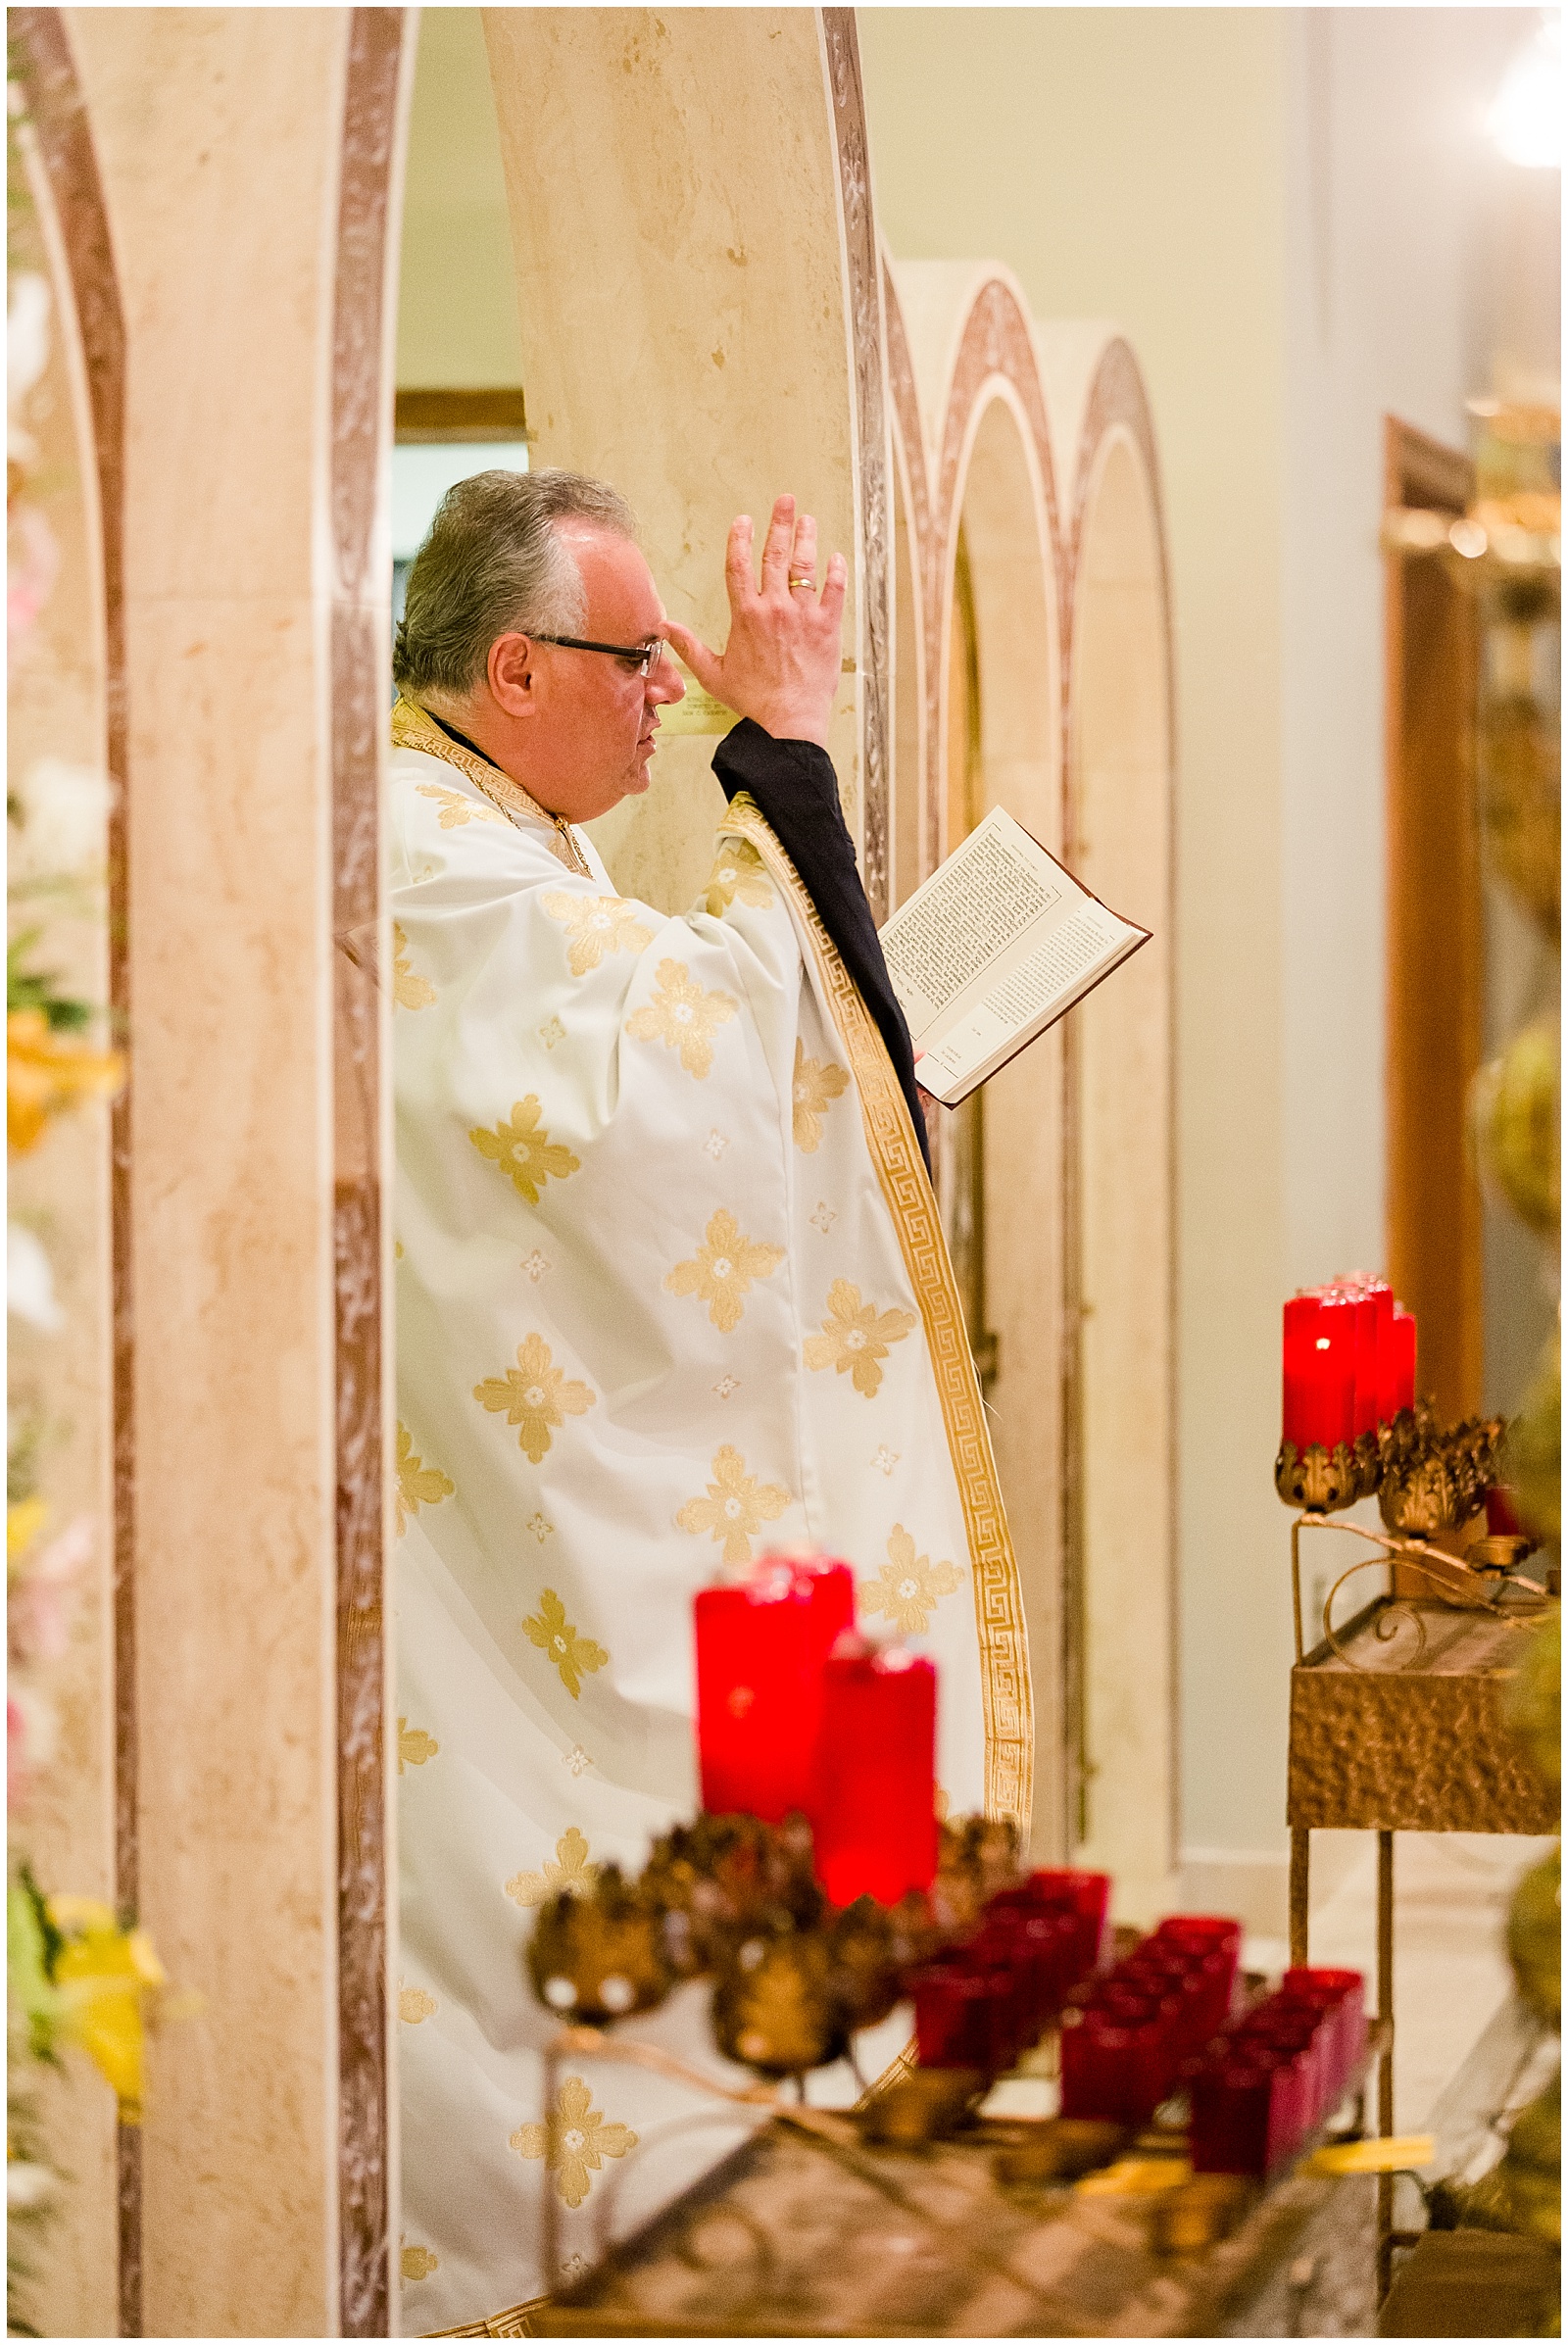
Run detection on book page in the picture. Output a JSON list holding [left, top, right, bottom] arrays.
[[880, 815, 1063, 1034], [916, 901, 1127, 1095]]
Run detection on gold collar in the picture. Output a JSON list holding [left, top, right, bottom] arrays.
[[391, 697, 591, 877]]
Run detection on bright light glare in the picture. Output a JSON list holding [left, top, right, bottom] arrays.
[[1487, 13, 1562, 169]]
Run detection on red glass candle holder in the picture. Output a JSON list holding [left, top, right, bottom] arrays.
[[1390, 1306, 1416, 1415], [1278, 1967, 1365, 2104], [693, 1554, 854, 1822], [1060, 2014, 1174, 2125], [912, 1961, 996, 2070], [1189, 2046, 1311, 2175], [808, 1637, 937, 1908], [1013, 1868, 1110, 1976]]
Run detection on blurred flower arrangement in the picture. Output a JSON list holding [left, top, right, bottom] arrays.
[[7, 74, 167, 2330]]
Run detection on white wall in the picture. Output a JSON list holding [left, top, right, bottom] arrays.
[[860, 5, 1553, 1881]]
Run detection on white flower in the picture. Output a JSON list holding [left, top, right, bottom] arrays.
[[6, 2162, 56, 2212], [8, 1223, 62, 1332], [12, 758, 114, 876], [7, 271, 50, 434]]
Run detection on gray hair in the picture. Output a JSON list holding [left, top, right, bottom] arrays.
[[392, 466, 637, 699]]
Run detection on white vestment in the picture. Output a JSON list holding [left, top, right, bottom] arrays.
[[388, 698, 1030, 2332]]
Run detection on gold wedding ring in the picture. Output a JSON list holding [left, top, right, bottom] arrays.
[[788, 572, 814, 591]]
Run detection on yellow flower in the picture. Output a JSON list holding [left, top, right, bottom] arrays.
[[859, 1525, 963, 1635], [510, 2073, 638, 2209], [523, 1588, 609, 1700], [46, 1895, 168, 2120], [804, 1279, 917, 1399], [416, 779, 506, 828], [401, 2243, 440, 2282], [506, 1825, 599, 1908], [8, 1494, 48, 1562], [664, 1207, 784, 1334], [395, 1422, 455, 1536], [702, 838, 774, 917], [468, 1095, 580, 1205], [791, 1039, 850, 1152], [542, 891, 654, 976], [675, 1444, 790, 1567], [391, 922, 436, 1009], [399, 1984, 438, 2024], [398, 1716, 440, 1773], [7, 1008, 122, 1154], [474, 1332, 595, 1464], [625, 958, 738, 1080]]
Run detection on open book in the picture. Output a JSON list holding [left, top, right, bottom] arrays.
[[878, 807, 1151, 1106]]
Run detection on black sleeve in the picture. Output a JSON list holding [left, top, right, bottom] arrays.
[[712, 719, 931, 1175]]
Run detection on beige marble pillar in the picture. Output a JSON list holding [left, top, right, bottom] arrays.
[[482, 6, 890, 920], [56, 9, 408, 2330], [1043, 323, 1178, 1923]]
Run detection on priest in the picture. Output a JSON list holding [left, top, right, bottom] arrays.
[[390, 468, 1030, 2328]]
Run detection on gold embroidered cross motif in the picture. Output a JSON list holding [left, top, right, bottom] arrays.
[[416, 779, 506, 828], [664, 1207, 785, 1333], [392, 921, 436, 1009], [702, 837, 775, 917], [676, 1444, 790, 1567], [506, 1825, 599, 1909], [859, 1525, 963, 1635], [625, 958, 738, 1079], [542, 890, 654, 975], [474, 1333, 594, 1463], [523, 1589, 609, 1700], [398, 1717, 439, 1773], [469, 1096, 582, 1205], [395, 1422, 455, 1536], [399, 1984, 438, 2024], [791, 1039, 850, 1151], [804, 1279, 917, 1398], [510, 2074, 638, 2208]]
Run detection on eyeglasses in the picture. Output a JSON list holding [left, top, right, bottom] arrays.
[[530, 631, 667, 679]]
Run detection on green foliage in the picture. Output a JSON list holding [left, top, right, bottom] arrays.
[[6, 932, 92, 1032]]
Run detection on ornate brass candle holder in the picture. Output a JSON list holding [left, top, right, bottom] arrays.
[[1276, 1398, 1548, 1668]]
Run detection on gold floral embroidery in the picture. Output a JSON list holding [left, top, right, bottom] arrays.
[[400, 2243, 439, 2282], [859, 1525, 963, 1635], [399, 1984, 438, 2024], [469, 1096, 581, 1205], [664, 1207, 784, 1334], [523, 1588, 609, 1699], [539, 1015, 566, 1050], [625, 958, 738, 1079], [474, 1333, 594, 1463], [702, 837, 774, 917], [506, 1825, 599, 1909], [398, 1717, 439, 1773], [675, 1444, 789, 1567], [392, 921, 436, 1009], [792, 1039, 849, 1152], [510, 2074, 638, 2209], [416, 778, 507, 828], [395, 1421, 454, 1536], [542, 891, 653, 975], [804, 1279, 917, 1399]]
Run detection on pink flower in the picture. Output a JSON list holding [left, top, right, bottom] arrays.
[[9, 1517, 91, 1668]]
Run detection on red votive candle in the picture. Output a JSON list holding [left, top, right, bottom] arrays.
[[694, 1554, 854, 1822], [1282, 1293, 1356, 1451], [808, 1637, 938, 1907], [1325, 1279, 1385, 1437], [1391, 1306, 1416, 1416]]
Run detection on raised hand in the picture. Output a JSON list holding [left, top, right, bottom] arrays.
[[664, 494, 847, 749]]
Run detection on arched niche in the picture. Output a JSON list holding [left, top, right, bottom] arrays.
[[888, 261, 1069, 1858], [482, 7, 891, 920], [1046, 327, 1177, 1921]]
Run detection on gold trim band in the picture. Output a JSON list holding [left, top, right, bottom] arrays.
[[721, 794, 1034, 1831], [391, 697, 591, 877]]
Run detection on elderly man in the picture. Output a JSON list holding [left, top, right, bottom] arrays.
[[390, 469, 1026, 2327]]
